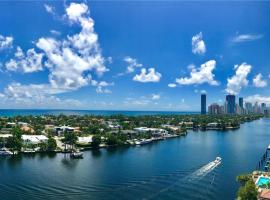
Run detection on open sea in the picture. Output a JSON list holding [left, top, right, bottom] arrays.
[[0, 109, 199, 117]]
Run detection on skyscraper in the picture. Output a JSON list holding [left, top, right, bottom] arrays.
[[208, 103, 222, 115], [239, 97, 243, 109], [226, 94, 236, 114], [201, 94, 206, 115]]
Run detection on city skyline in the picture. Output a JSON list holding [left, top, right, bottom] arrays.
[[0, 1, 270, 110]]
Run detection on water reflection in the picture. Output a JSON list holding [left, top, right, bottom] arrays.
[[61, 154, 80, 169], [91, 149, 102, 158], [106, 146, 130, 156]]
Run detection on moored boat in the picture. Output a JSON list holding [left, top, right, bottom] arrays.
[[70, 151, 83, 159], [0, 148, 13, 156]]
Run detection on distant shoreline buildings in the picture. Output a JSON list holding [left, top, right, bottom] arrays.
[[201, 93, 269, 115]]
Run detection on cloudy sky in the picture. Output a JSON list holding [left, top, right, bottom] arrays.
[[0, 1, 270, 111]]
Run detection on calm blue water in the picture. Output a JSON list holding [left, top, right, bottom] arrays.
[[0, 109, 199, 117], [1, 118, 270, 199]]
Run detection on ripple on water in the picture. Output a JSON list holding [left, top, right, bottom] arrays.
[[0, 161, 221, 200]]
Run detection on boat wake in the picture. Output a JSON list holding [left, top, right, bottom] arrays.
[[144, 157, 222, 200], [188, 157, 222, 181]]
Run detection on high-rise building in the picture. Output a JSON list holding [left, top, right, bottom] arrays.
[[226, 94, 236, 114], [253, 102, 260, 114], [261, 103, 266, 114], [245, 102, 253, 113], [201, 94, 206, 115], [208, 103, 222, 115], [239, 97, 243, 109]]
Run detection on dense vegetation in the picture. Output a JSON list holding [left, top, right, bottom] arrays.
[[0, 113, 265, 152], [236, 174, 258, 200]]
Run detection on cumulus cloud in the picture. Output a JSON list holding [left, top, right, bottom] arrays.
[[0, 82, 81, 109], [37, 2, 108, 91], [253, 73, 267, 88], [93, 81, 114, 94], [44, 4, 56, 15], [245, 94, 270, 105], [231, 34, 263, 43], [192, 32, 206, 55], [5, 47, 43, 73], [124, 56, 142, 73], [1, 2, 111, 107], [133, 68, 161, 83], [0, 35, 13, 50], [151, 94, 160, 100], [176, 60, 218, 86], [168, 83, 177, 88], [225, 63, 252, 95]]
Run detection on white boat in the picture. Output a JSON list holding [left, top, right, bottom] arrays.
[[0, 148, 13, 156], [70, 151, 83, 159], [202, 157, 222, 172], [135, 139, 153, 145], [267, 144, 270, 150]]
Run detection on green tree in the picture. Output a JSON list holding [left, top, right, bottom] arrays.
[[91, 135, 101, 148], [236, 174, 252, 186], [64, 131, 78, 150], [6, 127, 23, 153], [106, 134, 118, 146], [39, 142, 48, 151], [237, 180, 258, 200], [47, 137, 57, 151]]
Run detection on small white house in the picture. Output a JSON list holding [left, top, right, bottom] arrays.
[[78, 136, 93, 144], [134, 127, 168, 137], [22, 135, 48, 145]]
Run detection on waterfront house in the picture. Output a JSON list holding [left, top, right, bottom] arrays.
[[78, 136, 93, 144], [22, 135, 48, 145], [54, 126, 75, 136], [206, 122, 220, 130], [179, 122, 194, 129], [134, 127, 169, 137]]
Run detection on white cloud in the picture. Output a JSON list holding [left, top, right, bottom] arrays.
[[37, 2, 107, 91], [93, 81, 114, 94], [124, 97, 151, 106], [133, 68, 161, 83], [65, 3, 88, 22], [1, 2, 110, 107], [151, 94, 160, 100], [176, 60, 218, 86], [231, 34, 263, 43], [194, 89, 206, 94], [245, 94, 270, 105], [44, 4, 56, 15], [107, 56, 113, 64], [5, 47, 43, 73], [168, 83, 177, 88], [200, 90, 207, 94], [192, 32, 206, 55], [0, 82, 81, 109], [50, 30, 61, 36], [124, 56, 142, 73], [225, 63, 252, 95], [253, 73, 267, 88], [0, 35, 13, 50]]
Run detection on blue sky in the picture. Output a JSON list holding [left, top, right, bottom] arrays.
[[0, 1, 270, 111]]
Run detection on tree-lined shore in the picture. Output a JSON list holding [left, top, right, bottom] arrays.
[[0, 113, 264, 153]]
